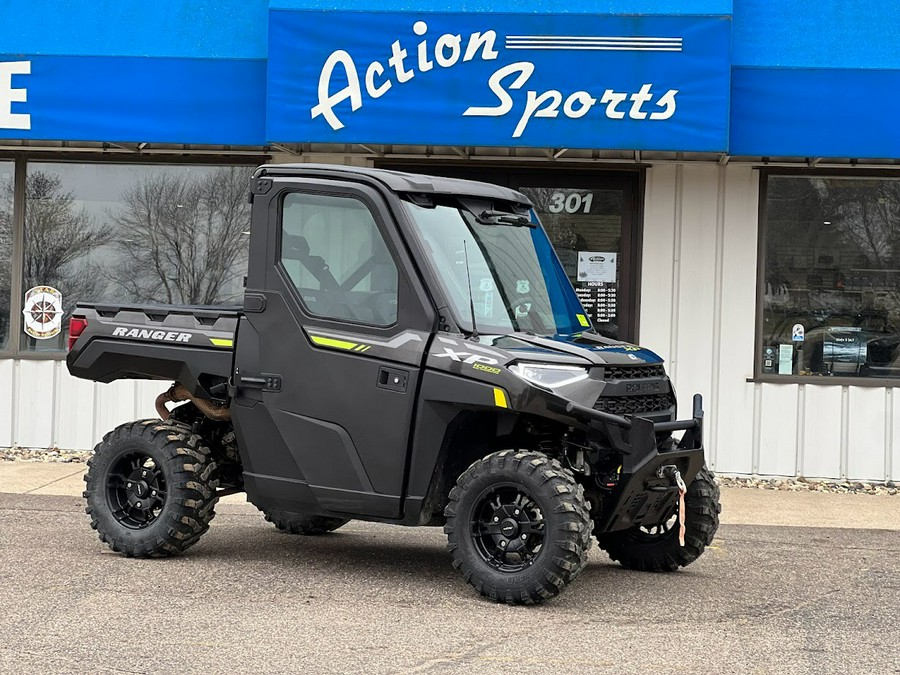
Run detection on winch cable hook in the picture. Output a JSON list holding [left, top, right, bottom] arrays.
[[659, 465, 687, 547]]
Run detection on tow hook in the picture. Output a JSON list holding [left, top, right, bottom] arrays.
[[658, 465, 687, 547]]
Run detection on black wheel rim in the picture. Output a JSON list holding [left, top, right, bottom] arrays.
[[470, 483, 545, 573], [105, 452, 167, 529], [635, 511, 679, 540]]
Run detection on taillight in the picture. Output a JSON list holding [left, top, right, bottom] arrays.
[[68, 316, 88, 351]]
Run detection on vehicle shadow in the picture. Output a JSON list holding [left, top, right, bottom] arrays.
[[193, 524, 456, 572], [187, 520, 690, 609]]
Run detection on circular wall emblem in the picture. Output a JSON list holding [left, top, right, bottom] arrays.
[[23, 286, 63, 340]]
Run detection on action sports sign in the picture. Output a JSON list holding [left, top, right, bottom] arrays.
[[267, 10, 730, 151]]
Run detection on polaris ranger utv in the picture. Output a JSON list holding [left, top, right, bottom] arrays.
[[67, 164, 720, 604]]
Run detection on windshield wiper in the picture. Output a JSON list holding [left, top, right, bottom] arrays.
[[455, 197, 535, 227], [476, 210, 535, 227]]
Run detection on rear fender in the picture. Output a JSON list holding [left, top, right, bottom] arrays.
[[67, 338, 232, 399]]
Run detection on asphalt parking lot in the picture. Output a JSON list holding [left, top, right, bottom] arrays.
[[1, 488, 899, 675]]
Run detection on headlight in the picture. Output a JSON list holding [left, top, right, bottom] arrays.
[[509, 362, 588, 388]]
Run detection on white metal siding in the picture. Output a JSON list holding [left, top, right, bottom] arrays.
[[642, 163, 897, 481], [0, 368, 158, 451], [0, 159, 896, 481], [0, 359, 13, 447]]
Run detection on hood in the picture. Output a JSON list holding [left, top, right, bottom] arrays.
[[479, 332, 664, 366]]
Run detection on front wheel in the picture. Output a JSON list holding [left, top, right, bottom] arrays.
[[595, 467, 720, 572], [444, 450, 591, 605], [84, 419, 220, 557]]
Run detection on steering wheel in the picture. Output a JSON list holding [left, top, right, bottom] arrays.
[[504, 294, 549, 333], [505, 294, 536, 317]]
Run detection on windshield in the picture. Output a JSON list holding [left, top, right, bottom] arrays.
[[404, 199, 587, 336]]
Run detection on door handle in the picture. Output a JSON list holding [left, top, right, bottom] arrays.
[[377, 366, 409, 393], [235, 370, 282, 392]]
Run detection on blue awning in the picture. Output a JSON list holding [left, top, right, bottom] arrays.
[[0, 0, 267, 145], [2, 0, 900, 159], [268, 0, 732, 15], [729, 0, 900, 159]]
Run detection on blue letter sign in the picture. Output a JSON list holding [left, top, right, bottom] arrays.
[[268, 10, 731, 151]]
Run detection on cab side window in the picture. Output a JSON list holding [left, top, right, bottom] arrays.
[[280, 192, 398, 326]]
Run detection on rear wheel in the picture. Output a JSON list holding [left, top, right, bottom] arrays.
[[261, 508, 349, 535], [444, 450, 591, 605], [84, 419, 219, 557], [595, 467, 720, 572]]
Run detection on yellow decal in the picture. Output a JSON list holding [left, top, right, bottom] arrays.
[[473, 363, 501, 375], [309, 334, 373, 352], [623, 346, 641, 352], [493, 387, 509, 408], [311, 335, 358, 350], [576, 314, 590, 327], [209, 338, 233, 347]]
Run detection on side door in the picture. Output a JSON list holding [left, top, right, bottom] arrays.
[[232, 177, 435, 519]]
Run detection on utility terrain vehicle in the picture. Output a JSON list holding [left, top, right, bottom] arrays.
[[67, 164, 720, 604]]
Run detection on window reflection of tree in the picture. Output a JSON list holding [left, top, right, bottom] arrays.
[[825, 180, 900, 270], [22, 171, 112, 318], [767, 178, 900, 297], [0, 170, 12, 347], [4, 164, 253, 351], [111, 167, 252, 305], [520, 187, 579, 250]]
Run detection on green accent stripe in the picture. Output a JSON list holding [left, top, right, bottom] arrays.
[[209, 338, 233, 347], [310, 335, 358, 350]]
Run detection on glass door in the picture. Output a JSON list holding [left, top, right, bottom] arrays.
[[515, 182, 633, 339], [510, 172, 639, 342]]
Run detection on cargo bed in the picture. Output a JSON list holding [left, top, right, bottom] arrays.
[[66, 302, 240, 398]]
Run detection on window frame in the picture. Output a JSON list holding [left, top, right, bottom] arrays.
[[754, 168, 900, 387], [276, 188, 401, 329], [0, 153, 264, 360]]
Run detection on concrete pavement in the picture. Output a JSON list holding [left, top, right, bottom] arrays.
[[2, 461, 898, 529], [1, 488, 899, 675], [2, 461, 900, 674], [0, 461, 249, 507]]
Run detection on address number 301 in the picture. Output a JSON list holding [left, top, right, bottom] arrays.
[[547, 192, 594, 214]]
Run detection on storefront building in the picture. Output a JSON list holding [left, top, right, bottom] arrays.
[[1, 0, 899, 482]]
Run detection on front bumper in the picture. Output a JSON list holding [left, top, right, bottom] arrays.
[[558, 394, 706, 533]]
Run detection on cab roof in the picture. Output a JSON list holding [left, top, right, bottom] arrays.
[[256, 163, 533, 208]]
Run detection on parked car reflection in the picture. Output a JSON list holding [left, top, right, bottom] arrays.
[[765, 310, 899, 377]]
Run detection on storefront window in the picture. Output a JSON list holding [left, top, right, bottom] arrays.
[[0, 162, 13, 351], [20, 162, 254, 352], [760, 175, 900, 379]]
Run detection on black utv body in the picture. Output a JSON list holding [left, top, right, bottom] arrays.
[[67, 164, 720, 604]]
